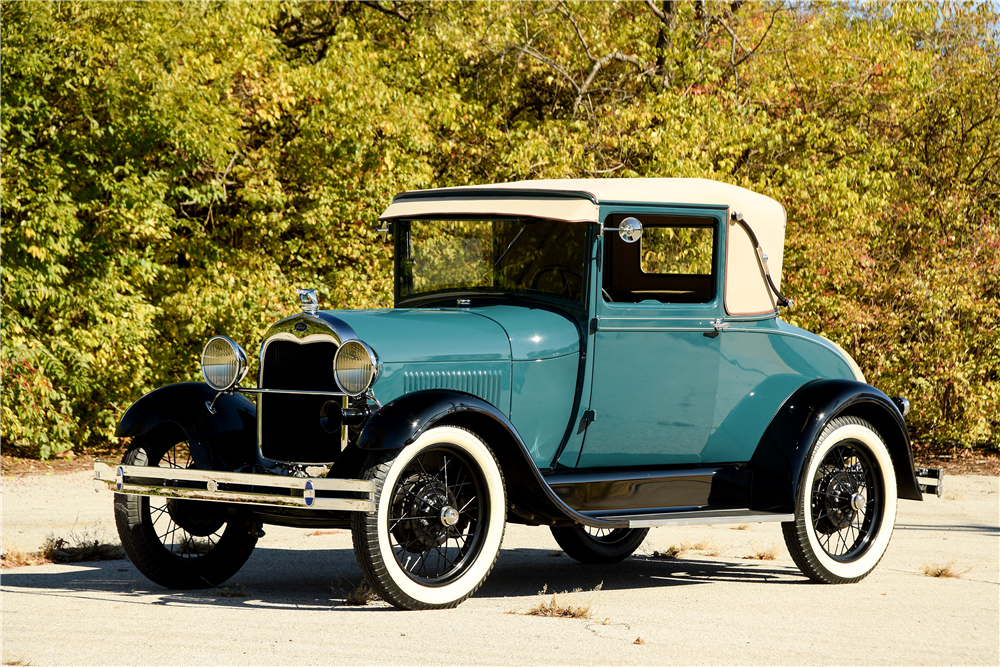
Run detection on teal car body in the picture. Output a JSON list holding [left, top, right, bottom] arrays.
[[107, 178, 939, 610]]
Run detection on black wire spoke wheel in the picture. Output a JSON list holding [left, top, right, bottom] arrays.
[[551, 524, 649, 564], [387, 446, 487, 584], [782, 415, 897, 584], [114, 432, 258, 589], [352, 425, 506, 610], [810, 443, 882, 561], [146, 444, 227, 559]]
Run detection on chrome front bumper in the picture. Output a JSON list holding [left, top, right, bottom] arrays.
[[94, 462, 375, 512]]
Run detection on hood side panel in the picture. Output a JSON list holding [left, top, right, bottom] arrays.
[[372, 361, 512, 415]]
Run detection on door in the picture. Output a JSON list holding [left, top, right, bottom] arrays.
[[576, 208, 727, 468]]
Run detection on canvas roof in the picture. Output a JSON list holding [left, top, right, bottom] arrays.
[[380, 178, 787, 316]]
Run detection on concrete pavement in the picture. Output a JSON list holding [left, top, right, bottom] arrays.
[[2, 470, 997, 665]]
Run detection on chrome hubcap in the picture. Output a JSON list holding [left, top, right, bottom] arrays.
[[440, 506, 459, 527], [850, 492, 865, 511]]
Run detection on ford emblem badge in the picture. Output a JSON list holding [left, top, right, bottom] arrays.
[[294, 322, 308, 333]]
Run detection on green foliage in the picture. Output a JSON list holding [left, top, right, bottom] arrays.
[[1, 0, 997, 456]]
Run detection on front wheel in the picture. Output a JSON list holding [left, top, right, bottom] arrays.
[[550, 525, 649, 564], [114, 434, 258, 589], [782, 415, 897, 584], [351, 426, 506, 610]]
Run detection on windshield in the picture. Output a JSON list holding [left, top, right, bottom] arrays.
[[397, 218, 589, 304]]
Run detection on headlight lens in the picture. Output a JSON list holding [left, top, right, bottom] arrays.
[[334, 340, 379, 396], [201, 336, 249, 390]]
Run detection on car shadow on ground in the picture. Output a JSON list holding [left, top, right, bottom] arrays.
[[0, 546, 806, 612]]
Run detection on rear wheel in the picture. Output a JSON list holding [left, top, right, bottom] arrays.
[[351, 426, 506, 609], [114, 434, 258, 589], [550, 525, 649, 564], [782, 416, 897, 584]]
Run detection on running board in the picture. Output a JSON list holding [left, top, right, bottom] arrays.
[[591, 509, 795, 529]]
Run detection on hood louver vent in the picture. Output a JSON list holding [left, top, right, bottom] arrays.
[[402, 370, 502, 408]]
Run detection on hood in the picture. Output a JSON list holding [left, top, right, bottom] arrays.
[[323, 309, 511, 363], [323, 306, 581, 363]]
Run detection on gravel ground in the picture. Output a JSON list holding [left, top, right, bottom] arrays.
[[1, 470, 997, 666]]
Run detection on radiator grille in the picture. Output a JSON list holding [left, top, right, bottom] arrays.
[[403, 370, 502, 407], [259, 339, 341, 463]]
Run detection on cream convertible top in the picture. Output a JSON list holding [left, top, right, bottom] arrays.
[[380, 178, 786, 317]]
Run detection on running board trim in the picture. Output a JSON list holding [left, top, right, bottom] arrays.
[[595, 509, 795, 529]]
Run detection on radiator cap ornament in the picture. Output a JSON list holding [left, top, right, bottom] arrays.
[[296, 289, 319, 315]]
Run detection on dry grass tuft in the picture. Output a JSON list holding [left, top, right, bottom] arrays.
[[527, 593, 592, 619], [743, 543, 778, 560], [651, 544, 686, 559], [732, 523, 751, 530], [214, 583, 249, 598], [332, 578, 380, 606], [1, 533, 124, 569], [1, 545, 50, 569], [520, 584, 598, 619], [3, 654, 33, 665], [650, 540, 715, 559], [922, 561, 971, 578]]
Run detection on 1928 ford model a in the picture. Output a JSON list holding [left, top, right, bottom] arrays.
[[95, 178, 943, 610]]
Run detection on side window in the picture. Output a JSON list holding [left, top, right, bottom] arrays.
[[603, 214, 716, 304]]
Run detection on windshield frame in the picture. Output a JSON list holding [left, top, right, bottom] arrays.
[[392, 215, 594, 312]]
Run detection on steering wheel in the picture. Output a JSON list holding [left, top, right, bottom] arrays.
[[530, 265, 584, 298]]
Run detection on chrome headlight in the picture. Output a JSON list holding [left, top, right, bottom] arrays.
[[334, 340, 379, 396], [201, 336, 249, 391]]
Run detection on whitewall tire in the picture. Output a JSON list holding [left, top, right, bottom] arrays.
[[351, 426, 506, 609], [782, 415, 897, 583]]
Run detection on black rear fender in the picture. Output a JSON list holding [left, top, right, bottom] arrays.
[[750, 379, 921, 513], [357, 390, 583, 525], [115, 382, 257, 471]]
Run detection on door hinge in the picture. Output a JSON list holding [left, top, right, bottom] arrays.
[[590, 317, 600, 334], [582, 409, 596, 426]]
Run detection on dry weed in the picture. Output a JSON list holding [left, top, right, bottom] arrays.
[[3, 654, 33, 666], [743, 543, 778, 560], [1, 545, 50, 568], [651, 544, 686, 559], [332, 578, 380, 606], [521, 583, 599, 619], [922, 561, 971, 578], [214, 584, 249, 598], [732, 523, 751, 530], [1, 533, 124, 568]]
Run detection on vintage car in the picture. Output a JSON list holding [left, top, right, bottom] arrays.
[[95, 178, 943, 610]]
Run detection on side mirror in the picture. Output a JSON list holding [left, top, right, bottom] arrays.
[[603, 217, 643, 243]]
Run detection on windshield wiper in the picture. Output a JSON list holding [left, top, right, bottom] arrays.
[[494, 224, 528, 268]]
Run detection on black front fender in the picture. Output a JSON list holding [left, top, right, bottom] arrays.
[[116, 382, 257, 471], [357, 390, 617, 527], [357, 390, 518, 451], [750, 379, 921, 513]]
